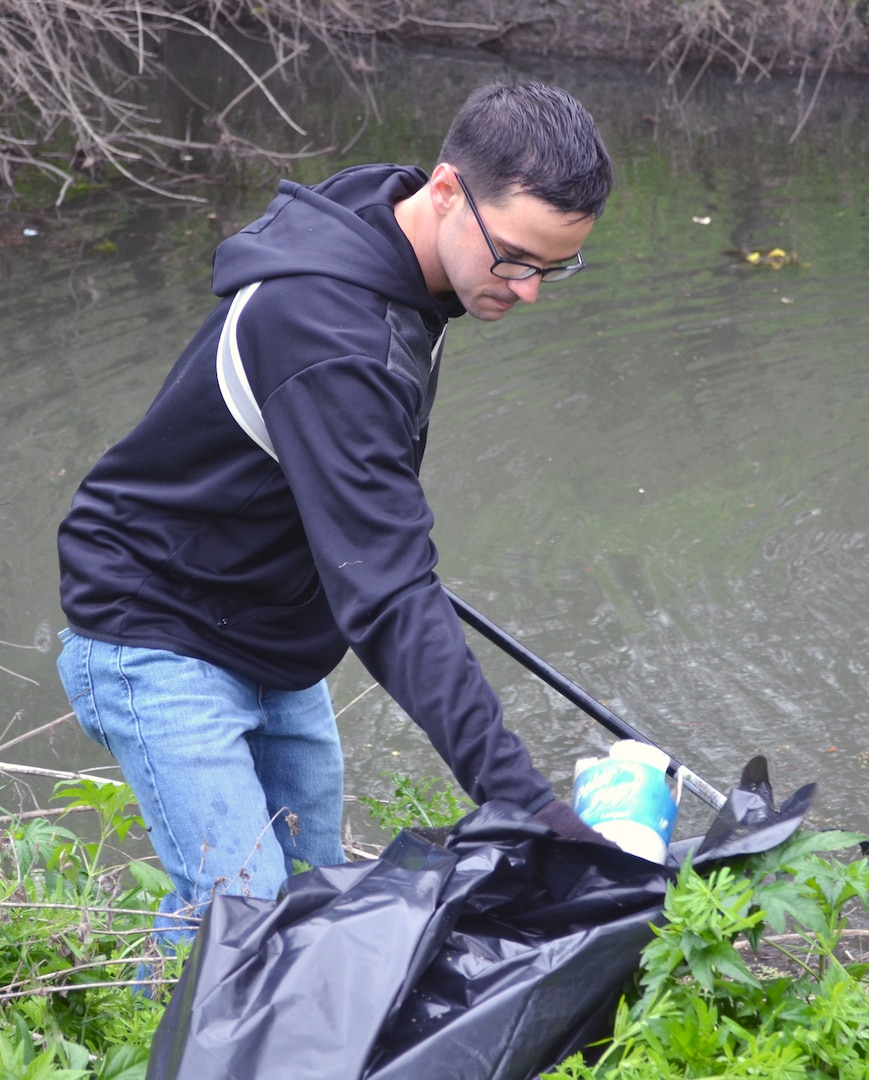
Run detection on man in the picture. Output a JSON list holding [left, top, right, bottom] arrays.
[[56, 81, 615, 937]]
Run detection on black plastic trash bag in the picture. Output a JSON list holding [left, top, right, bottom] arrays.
[[691, 755, 816, 863], [147, 759, 814, 1080]]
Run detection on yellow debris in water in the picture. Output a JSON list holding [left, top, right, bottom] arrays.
[[738, 247, 799, 269]]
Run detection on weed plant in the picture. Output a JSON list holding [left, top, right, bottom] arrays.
[[0, 779, 180, 1079], [3, 775, 868, 1077], [359, 771, 473, 835], [542, 829, 869, 1079]]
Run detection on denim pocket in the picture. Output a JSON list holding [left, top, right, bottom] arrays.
[[56, 631, 114, 755]]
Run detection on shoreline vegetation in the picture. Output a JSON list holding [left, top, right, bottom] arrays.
[[1, 0, 868, 206], [2, 737, 869, 1077]]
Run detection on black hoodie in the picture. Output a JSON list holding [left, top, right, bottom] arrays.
[[58, 164, 553, 812]]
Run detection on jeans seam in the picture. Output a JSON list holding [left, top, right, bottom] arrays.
[[115, 645, 198, 891]]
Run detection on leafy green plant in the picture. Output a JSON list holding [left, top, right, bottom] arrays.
[[359, 772, 473, 836], [543, 829, 869, 1079], [0, 1017, 149, 1080], [0, 780, 182, 1078], [7, 774, 869, 1079]]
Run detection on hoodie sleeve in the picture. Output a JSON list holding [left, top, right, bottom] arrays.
[[252, 307, 553, 812]]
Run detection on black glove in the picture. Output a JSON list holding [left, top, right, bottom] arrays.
[[532, 799, 620, 848]]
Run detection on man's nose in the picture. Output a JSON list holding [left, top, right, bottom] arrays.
[[507, 275, 542, 304]]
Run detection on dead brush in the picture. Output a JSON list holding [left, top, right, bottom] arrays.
[[0, 0, 397, 204]]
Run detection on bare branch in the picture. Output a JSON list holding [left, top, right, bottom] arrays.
[[0, 761, 126, 786], [0, 713, 76, 755]]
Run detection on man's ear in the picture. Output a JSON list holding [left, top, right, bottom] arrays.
[[428, 163, 462, 219]]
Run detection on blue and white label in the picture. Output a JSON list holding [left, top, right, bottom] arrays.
[[573, 748, 680, 863]]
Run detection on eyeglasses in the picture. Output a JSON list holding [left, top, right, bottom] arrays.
[[454, 173, 586, 283]]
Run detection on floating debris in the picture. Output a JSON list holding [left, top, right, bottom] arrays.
[[729, 246, 801, 269]]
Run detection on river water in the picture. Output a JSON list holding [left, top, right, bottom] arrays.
[[1, 42, 868, 848]]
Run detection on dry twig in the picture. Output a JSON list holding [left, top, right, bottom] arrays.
[[0, 0, 524, 204], [649, 0, 867, 137]]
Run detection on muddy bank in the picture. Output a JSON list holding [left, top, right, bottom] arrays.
[[3, 0, 865, 209], [391, 0, 869, 78]]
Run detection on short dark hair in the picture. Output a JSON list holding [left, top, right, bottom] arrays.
[[437, 81, 614, 219]]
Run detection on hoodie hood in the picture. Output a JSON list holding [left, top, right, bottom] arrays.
[[212, 164, 442, 317]]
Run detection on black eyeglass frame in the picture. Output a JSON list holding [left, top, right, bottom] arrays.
[[454, 173, 586, 283]]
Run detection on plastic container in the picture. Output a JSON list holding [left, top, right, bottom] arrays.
[[572, 740, 682, 863]]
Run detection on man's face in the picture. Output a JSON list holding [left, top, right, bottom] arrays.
[[439, 182, 596, 322]]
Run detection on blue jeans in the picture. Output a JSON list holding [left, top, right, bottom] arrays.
[[57, 629, 345, 945]]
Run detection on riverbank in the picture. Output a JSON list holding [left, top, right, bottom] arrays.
[[2, 0, 867, 208], [395, 0, 869, 78]]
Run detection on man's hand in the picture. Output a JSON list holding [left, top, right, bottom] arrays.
[[532, 799, 619, 848]]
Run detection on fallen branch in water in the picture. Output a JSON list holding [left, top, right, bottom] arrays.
[[0, 760, 124, 786], [0, 712, 75, 754], [649, 0, 868, 141], [0, 0, 504, 205]]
